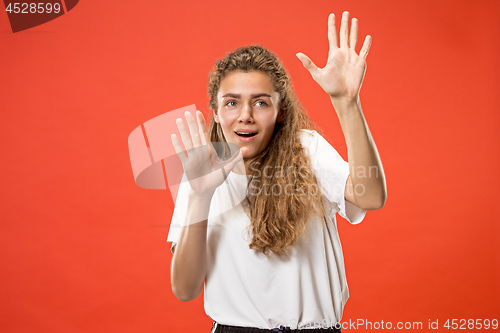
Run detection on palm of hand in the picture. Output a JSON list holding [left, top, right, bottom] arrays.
[[182, 145, 216, 194], [297, 12, 371, 101], [183, 145, 238, 196], [171, 111, 245, 198], [317, 49, 367, 99]]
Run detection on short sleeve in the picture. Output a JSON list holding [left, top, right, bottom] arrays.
[[166, 173, 190, 254], [299, 130, 366, 224]]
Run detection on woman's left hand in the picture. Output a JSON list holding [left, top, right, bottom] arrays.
[[296, 12, 371, 102]]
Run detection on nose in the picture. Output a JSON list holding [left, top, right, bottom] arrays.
[[238, 103, 254, 123]]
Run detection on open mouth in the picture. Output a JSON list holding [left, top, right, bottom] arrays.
[[235, 132, 257, 138]]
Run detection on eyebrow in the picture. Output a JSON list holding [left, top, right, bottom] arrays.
[[221, 93, 272, 99]]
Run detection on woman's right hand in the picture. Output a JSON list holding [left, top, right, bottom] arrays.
[[171, 110, 247, 198]]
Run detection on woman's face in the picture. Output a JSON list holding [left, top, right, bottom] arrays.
[[215, 70, 281, 159]]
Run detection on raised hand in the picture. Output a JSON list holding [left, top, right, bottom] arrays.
[[171, 111, 247, 198], [296, 12, 371, 101]]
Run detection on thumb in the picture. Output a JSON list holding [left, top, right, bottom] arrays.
[[239, 147, 248, 158], [296, 53, 320, 80], [221, 147, 247, 177]]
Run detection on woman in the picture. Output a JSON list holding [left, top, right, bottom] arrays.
[[167, 12, 386, 333]]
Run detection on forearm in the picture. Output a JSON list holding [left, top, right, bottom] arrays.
[[171, 190, 213, 302], [331, 96, 387, 209]]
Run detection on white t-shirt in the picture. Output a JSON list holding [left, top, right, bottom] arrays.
[[167, 129, 366, 330]]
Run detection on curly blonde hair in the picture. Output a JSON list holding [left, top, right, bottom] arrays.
[[207, 45, 326, 258]]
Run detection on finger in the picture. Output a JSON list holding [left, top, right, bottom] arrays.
[[197, 110, 215, 170], [359, 35, 372, 60], [339, 11, 350, 49], [185, 111, 201, 148], [197, 110, 209, 146], [171, 134, 187, 164], [296, 53, 321, 81], [222, 147, 248, 175], [176, 117, 193, 151], [349, 18, 358, 51], [327, 13, 338, 59]]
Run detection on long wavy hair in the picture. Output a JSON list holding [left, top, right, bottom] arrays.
[[207, 45, 326, 258]]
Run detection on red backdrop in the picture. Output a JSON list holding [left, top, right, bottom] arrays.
[[1, 0, 499, 332]]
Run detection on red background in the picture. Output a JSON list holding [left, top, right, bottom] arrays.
[[1, 0, 499, 332]]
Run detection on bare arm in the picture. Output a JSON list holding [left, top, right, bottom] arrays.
[[169, 111, 246, 302], [333, 98, 386, 210], [297, 12, 387, 210], [171, 190, 212, 302]]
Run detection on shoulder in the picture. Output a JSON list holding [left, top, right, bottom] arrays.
[[298, 128, 345, 167], [298, 129, 319, 149], [298, 129, 334, 156], [298, 128, 317, 140]]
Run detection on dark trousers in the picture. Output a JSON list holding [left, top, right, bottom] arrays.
[[211, 321, 342, 333]]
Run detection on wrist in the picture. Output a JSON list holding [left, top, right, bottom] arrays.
[[330, 95, 360, 110], [330, 96, 363, 118], [188, 188, 215, 202], [183, 189, 214, 227]]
